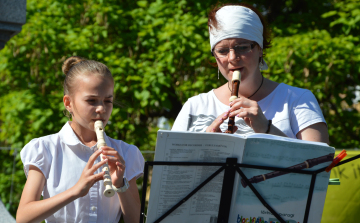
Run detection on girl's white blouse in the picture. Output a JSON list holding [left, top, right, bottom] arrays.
[[20, 122, 145, 223]]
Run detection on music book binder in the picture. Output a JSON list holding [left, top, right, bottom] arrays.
[[139, 131, 360, 223]]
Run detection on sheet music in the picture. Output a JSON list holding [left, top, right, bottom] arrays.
[[146, 131, 335, 223], [228, 137, 334, 223], [146, 131, 245, 223]]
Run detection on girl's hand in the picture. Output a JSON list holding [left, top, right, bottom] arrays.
[[73, 149, 107, 197], [100, 146, 126, 188], [229, 97, 269, 133], [205, 111, 238, 133]]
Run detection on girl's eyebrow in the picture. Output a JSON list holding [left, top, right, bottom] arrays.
[[86, 95, 113, 98]]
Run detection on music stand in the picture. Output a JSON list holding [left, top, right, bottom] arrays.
[[140, 154, 360, 223]]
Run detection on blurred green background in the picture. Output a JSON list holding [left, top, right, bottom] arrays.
[[0, 0, 359, 221]]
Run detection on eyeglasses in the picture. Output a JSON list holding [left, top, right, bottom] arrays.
[[213, 42, 257, 58]]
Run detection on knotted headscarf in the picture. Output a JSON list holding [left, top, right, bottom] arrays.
[[209, 6, 268, 70]]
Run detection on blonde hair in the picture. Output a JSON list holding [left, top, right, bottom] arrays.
[[62, 56, 114, 118], [62, 56, 113, 96]]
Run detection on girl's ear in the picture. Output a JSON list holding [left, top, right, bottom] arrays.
[[63, 95, 72, 113]]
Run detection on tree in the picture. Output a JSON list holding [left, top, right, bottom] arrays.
[[0, 0, 220, 216], [1, 0, 359, 218]]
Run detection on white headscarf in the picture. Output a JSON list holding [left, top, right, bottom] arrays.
[[209, 6, 268, 70]]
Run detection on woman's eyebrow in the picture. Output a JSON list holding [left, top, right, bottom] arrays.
[[234, 41, 252, 45], [215, 41, 252, 48]]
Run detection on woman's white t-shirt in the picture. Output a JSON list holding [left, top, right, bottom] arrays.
[[20, 122, 145, 223], [172, 83, 326, 138]]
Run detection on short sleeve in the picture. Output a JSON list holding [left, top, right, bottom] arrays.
[[172, 100, 191, 131], [123, 145, 145, 181], [290, 90, 326, 135], [20, 138, 52, 179]]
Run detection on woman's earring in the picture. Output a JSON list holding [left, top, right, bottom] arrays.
[[259, 58, 264, 71], [218, 69, 219, 79]]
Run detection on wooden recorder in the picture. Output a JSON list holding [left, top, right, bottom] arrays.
[[225, 70, 241, 134], [240, 153, 334, 188]]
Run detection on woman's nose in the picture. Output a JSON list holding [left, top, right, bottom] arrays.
[[227, 49, 239, 61]]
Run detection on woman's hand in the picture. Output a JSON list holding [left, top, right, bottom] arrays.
[[205, 111, 238, 133], [229, 97, 269, 133], [72, 149, 107, 197], [205, 96, 270, 134], [100, 146, 126, 188]]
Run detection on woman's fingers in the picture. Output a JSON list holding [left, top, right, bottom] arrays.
[[235, 107, 268, 133], [229, 97, 269, 133], [206, 111, 230, 132], [243, 117, 251, 126], [229, 97, 251, 109]]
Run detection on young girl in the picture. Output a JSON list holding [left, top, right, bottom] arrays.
[[17, 56, 144, 223]]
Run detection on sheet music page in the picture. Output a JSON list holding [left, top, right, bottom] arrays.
[[146, 131, 334, 223], [146, 130, 246, 223], [228, 136, 335, 223]]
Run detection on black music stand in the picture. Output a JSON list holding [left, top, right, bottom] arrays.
[[140, 155, 360, 223]]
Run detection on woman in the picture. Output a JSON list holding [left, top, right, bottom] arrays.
[[172, 3, 329, 144]]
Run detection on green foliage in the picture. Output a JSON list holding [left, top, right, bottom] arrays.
[[322, 0, 360, 35], [242, 0, 335, 36], [266, 30, 360, 147], [0, 150, 23, 216], [0, 0, 219, 216], [0, 0, 359, 219]]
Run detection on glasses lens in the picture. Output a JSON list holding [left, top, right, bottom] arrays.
[[214, 48, 229, 58], [214, 43, 254, 58], [234, 44, 252, 55]]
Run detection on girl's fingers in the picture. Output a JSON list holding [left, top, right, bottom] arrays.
[[101, 152, 125, 167], [92, 171, 105, 182], [86, 149, 103, 169], [116, 162, 126, 171], [100, 147, 125, 164], [89, 158, 108, 173], [116, 161, 125, 167], [102, 156, 119, 163], [99, 146, 112, 150], [118, 155, 125, 165]]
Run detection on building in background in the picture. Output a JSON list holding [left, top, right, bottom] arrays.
[[0, 0, 26, 49]]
